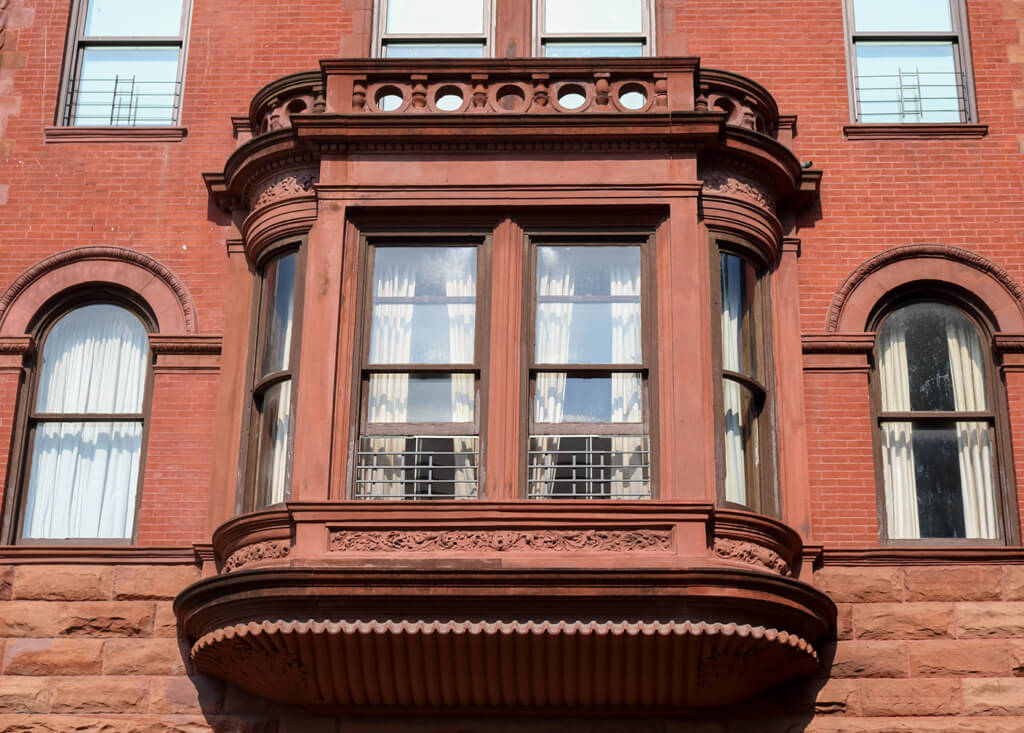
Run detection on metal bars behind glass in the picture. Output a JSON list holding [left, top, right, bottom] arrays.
[[355, 436, 479, 499], [527, 434, 650, 499]]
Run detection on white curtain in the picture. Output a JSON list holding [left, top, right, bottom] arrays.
[[610, 259, 643, 497], [446, 260, 477, 496], [720, 257, 747, 504], [946, 314, 997, 539], [878, 317, 919, 539], [24, 305, 148, 539], [260, 380, 292, 506]]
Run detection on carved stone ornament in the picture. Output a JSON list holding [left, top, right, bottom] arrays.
[[713, 537, 792, 576], [702, 171, 775, 213], [223, 540, 291, 573], [250, 168, 319, 209], [329, 528, 673, 554]]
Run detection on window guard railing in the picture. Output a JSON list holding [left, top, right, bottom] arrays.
[[63, 76, 183, 126], [527, 434, 651, 499], [854, 69, 967, 122], [355, 435, 479, 500]]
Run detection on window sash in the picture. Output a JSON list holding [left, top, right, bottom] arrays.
[[374, 0, 493, 57], [533, 0, 654, 57]]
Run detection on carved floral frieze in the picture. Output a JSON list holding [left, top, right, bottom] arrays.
[[702, 171, 776, 213], [329, 528, 673, 554], [223, 540, 291, 573], [713, 537, 792, 576], [250, 168, 319, 209]]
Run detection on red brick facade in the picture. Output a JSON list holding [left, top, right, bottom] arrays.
[[0, 0, 1023, 730]]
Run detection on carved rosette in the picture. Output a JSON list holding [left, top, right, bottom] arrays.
[[223, 540, 291, 573], [713, 537, 792, 576], [701, 171, 776, 213], [329, 528, 673, 554], [249, 168, 319, 209]]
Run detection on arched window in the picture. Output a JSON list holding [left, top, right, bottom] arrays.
[[19, 303, 151, 540], [875, 301, 1001, 540]]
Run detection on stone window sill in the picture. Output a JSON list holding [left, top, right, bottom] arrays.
[[44, 126, 188, 143], [843, 123, 988, 140]]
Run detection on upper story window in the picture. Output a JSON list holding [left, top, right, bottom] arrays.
[[59, 0, 191, 126], [245, 249, 303, 512], [844, 0, 974, 123], [535, 0, 654, 57], [355, 240, 483, 499], [18, 302, 151, 540], [374, 0, 493, 57], [717, 249, 773, 513], [527, 239, 651, 499], [875, 301, 1002, 541]]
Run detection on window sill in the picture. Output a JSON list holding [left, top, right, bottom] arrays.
[[843, 123, 988, 140], [43, 126, 188, 143], [0, 545, 196, 564]]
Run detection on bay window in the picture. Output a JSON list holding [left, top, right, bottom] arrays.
[[527, 239, 651, 499], [355, 240, 483, 499]]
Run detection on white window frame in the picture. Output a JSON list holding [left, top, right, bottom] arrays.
[[532, 0, 656, 57], [372, 0, 495, 58]]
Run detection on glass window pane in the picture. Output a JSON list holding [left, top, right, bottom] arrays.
[[385, 0, 484, 34], [356, 436, 478, 500], [384, 43, 485, 58], [855, 43, 961, 123], [22, 421, 142, 539], [878, 302, 987, 412], [723, 380, 759, 507], [720, 253, 757, 378], [852, 0, 952, 33], [84, 0, 185, 37], [36, 305, 148, 415], [543, 42, 643, 57], [259, 253, 297, 377], [535, 374, 641, 423], [75, 48, 180, 126], [368, 374, 475, 423], [369, 247, 477, 365], [527, 435, 650, 499], [544, 0, 643, 34], [254, 380, 292, 508], [536, 246, 641, 365]]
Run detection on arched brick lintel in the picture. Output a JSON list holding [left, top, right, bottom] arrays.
[[0, 246, 197, 335], [828, 244, 1024, 333]]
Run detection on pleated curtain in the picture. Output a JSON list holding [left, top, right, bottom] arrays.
[[720, 256, 747, 505], [609, 258, 643, 497]]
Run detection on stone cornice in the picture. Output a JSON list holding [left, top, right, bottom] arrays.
[[0, 546, 197, 564], [843, 123, 988, 140]]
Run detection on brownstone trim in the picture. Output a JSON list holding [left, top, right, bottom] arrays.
[[842, 123, 988, 139], [801, 332, 874, 372], [43, 126, 188, 143], [821, 547, 1024, 565], [150, 335, 222, 372], [0, 336, 33, 369], [0, 545, 196, 564]]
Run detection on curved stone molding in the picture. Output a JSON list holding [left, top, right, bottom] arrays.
[[250, 168, 319, 209], [828, 244, 1024, 332], [248, 71, 325, 136], [713, 537, 792, 576], [190, 618, 818, 709], [702, 170, 775, 213], [329, 528, 673, 554], [223, 540, 290, 573], [0, 246, 198, 334]]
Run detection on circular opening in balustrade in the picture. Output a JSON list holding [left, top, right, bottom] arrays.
[[496, 84, 525, 111], [435, 86, 464, 112], [286, 99, 308, 114], [557, 84, 587, 110], [618, 85, 647, 110], [375, 86, 404, 112]]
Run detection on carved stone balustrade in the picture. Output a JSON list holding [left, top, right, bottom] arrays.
[[249, 70, 326, 135], [698, 68, 779, 135], [175, 502, 835, 711]]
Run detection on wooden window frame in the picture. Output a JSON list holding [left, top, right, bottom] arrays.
[[239, 239, 307, 515], [841, 0, 977, 124], [523, 230, 656, 499], [372, 0, 496, 58], [2, 288, 158, 545], [56, 0, 193, 127], [351, 231, 492, 498], [709, 236, 778, 516], [868, 289, 1018, 546], [531, 0, 656, 57]]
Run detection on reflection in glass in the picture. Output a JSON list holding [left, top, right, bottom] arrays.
[[528, 435, 650, 499], [536, 246, 641, 365], [254, 380, 292, 507], [384, 44, 485, 58], [544, 0, 643, 34], [535, 374, 641, 423], [852, 0, 952, 33], [720, 253, 757, 378], [356, 436, 478, 499], [75, 48, 180, 126], [722, 380, 759, 506], [258, 253, 297, 378], [385, 0, 484, 34], [369, 247, 477, 365], [544, 42, 643, 57], [855, 43, 961, 123], [84, 0, 185, 37], [369, 373, 474, 423]]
